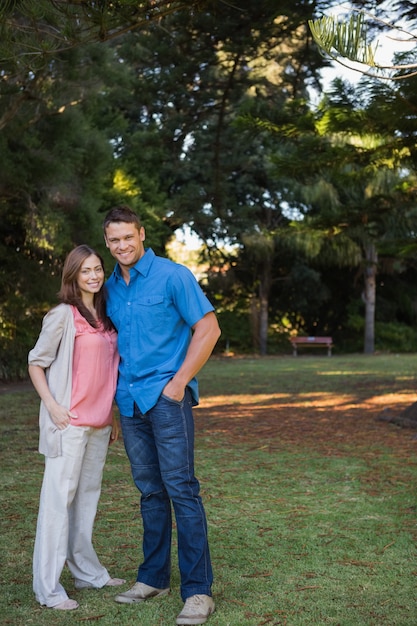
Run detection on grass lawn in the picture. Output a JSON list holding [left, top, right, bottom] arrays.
[[1, 354, 416, 625]]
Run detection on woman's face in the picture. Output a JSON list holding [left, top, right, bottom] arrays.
[[77, 254, 104, 298]]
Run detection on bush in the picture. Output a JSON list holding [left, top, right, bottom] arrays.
[[374, 321, 417, 352], [215, 309, 253, 354], [0, 341, 30, 381]]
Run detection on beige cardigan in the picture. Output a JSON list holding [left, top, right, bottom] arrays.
[[28, 304, 75, 457]]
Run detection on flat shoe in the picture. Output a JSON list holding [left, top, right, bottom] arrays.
[[105, 577, 126, 587], [75, 576, 126, 590], [53, 599, 79, 610]]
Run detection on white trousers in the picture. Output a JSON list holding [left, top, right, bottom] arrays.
[[33, 424, 112, 607]]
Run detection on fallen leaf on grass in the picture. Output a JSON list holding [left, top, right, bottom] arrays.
[[229, 598, 248, 606], [338, 559, 377, 568]]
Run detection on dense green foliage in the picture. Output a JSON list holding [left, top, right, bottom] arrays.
[[1, 0, 417, 378]]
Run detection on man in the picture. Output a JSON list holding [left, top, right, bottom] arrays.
[[103, 205, 221, 626]]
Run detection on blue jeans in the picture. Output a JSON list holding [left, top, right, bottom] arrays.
[[120, 388, 213, 601]]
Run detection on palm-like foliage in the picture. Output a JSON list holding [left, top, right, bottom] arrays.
[[309, 13, 377, 67], [309, 10, 417, 79]]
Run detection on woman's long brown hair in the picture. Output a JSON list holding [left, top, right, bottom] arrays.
[[58, 245, 113, 331]]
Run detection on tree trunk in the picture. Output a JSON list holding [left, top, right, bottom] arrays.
[[363, 242, 377, 354], [259, 289, 269, 356], [258, 260, 272, 356], [250, 296, 260, 353]]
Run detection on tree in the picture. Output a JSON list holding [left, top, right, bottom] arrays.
[[266, 76, 417, 354], [0, 0, 222, 130], [0, 39, 131, 378], [0, 1, 216, 70], [107, 0, 329, 354]]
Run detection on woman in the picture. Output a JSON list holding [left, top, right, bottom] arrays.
[[28, 245, 125, 611]]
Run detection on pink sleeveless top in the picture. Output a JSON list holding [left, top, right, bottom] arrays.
[[69, 306, 119, 428]]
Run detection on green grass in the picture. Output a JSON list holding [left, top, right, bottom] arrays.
[[1, 354, 417, 625]]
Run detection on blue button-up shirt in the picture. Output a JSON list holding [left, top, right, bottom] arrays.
[[106, 248, 215, 416]]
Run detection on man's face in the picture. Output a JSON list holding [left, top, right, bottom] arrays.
[[104, 221, 145, 270]]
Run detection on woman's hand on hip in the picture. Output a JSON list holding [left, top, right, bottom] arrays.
[[48, 402, 78, 430]]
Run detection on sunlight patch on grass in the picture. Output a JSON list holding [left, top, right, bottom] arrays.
[[367, 392, 416, 405]]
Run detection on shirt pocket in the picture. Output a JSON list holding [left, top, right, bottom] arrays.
[[135, 295, 167, 329]]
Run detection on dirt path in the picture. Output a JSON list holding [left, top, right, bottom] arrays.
[[0, 381, 33, 394], [3, 380, 416, 457], [195, 391, 417, 456]]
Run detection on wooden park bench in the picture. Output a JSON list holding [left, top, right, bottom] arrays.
[[290, 336, 333, 357]]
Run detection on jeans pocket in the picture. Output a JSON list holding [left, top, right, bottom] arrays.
[[160, 392, 185, 406]]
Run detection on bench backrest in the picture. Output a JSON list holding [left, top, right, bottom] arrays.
[[290, 336, 333, 345]]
